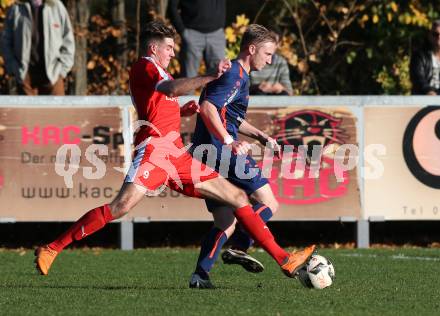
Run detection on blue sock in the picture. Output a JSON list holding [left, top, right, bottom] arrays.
[[230, 203, 273, 251], [195, 227, 228, 278]]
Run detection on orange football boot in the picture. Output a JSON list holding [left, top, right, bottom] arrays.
[[34, 245, 58, 275], [281, 244, 316, 278]]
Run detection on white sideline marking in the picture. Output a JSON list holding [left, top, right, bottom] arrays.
[[342, 253, 377, 258], [391, 254, 440, 262], [342, 253, 440, 262]]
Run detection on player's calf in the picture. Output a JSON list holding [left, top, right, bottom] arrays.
[[109, 183, 146, 218]]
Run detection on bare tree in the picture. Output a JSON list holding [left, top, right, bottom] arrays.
[[109, 0, 127, 94], [67, 0, 89, 95]]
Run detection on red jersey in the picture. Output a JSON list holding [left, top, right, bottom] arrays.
[[129, 57, 183, 147]]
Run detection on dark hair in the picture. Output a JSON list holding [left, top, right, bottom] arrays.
[[432, 20, 440, 30], [428, 20, 440, 50], [240, 24, 277, 50], [143, 20, 176, 46]]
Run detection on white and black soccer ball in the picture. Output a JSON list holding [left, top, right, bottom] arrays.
[[298, 254, 335, 289]]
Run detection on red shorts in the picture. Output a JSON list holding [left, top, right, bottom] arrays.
[[125, 141, 218, 198]]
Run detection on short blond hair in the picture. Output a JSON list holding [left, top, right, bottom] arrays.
[[240, 24, 277, 50]]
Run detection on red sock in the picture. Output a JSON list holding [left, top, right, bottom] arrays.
[[234, 205, 288, 265], [48, 204, 114, 252]]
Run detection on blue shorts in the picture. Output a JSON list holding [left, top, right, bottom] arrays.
[[226, 154, 268, 195], [205, 153, 268, 211]]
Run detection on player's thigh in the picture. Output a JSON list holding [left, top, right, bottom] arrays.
[[250, 183, 279, 213], [195, 176, 249, 209], [109, 182, 146, 218], [208, 202, 237, 237]]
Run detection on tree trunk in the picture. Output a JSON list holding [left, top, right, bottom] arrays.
[[157, 0, 169, 19], [135, 0, 141, 58], [109, 0, 127, 94], [67, 0, 89, 95], [146, 0, 169, 19]]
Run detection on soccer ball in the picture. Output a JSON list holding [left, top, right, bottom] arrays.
[[298, 254, 335, 289]]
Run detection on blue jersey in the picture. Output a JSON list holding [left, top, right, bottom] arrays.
[[192, 60, 250, 148], [191, 60, 268, 199]]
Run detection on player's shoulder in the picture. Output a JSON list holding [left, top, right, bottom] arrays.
[[229, 60, 246, 76], [215, 60, 247, 84], [228, 60, 249, 83], [132, 57, 158, 73], [130, 58, 168, 85]]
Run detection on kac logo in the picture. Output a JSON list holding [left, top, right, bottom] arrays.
[[266, 110, 350, 205]]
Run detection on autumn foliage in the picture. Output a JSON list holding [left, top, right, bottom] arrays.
[[0, 0, 439, 95], [84, 14, 136, 95]]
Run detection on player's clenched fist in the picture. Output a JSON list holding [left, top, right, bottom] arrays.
[[266, 137, 282, 159], [180, 100, 200, 117], [231, 140, 252, 155], [216, 59, 232, 78]]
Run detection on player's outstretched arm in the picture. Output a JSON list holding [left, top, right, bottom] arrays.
[[157, 75, 217, 97], [238, 119, 267, 140], [239, 120, 281, 157], [157, 59, 232, 97]]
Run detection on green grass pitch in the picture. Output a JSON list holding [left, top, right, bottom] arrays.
[[1, 248, 440, 315]]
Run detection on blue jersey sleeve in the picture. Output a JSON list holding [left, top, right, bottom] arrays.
[[201, 68, 241, 109]]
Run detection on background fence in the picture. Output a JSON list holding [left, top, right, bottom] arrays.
[[0, 95, 439, 249]]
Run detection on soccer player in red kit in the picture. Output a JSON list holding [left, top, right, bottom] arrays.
[[34, 21, 315, 282]]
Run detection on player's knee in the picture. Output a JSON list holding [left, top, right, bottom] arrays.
[[110, 199, 131, 218], [233, 189, 249, 206], [269, 200, 280, 214]]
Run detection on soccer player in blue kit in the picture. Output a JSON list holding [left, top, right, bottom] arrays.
[[189, 24, 315, 288]]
